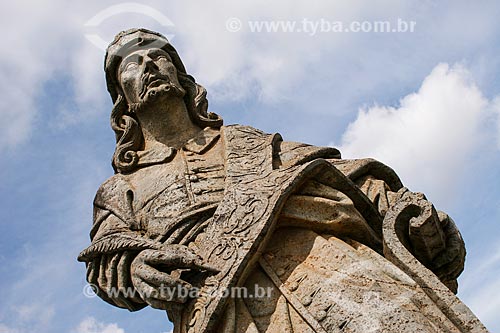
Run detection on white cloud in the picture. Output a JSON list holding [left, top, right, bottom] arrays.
[[0, 1, 160, 146], [0, 324, 20, 333], [337, 63, 499, 205], [459, 242, 500, 332], [160, 1, 500, 112], [0, 0, 75, 149], [14, 304, 55, 328], [1, 1, 499, 331], [0, 303, 55, 333], [169, 1, 375, 102], [73, 317, 124, 333], [2, 1, 500, 150], [466, 279, 500, 332], [494, 96, 500, 149], [0, 142, 111, 333]]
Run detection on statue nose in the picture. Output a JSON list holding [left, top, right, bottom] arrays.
[[144, 57, 159, 73]]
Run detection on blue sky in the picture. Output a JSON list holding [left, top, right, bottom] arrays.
[[1, 1, 499, 332]]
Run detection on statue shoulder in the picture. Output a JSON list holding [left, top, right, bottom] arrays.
[[93, 173, 131, 209], [330, 158, 403, 192], [220, 126, 401, 190], [276, 140, 341, 168], [220, 125, 341, 167], [275, 137, 402, 191], [220, 124, 270, 139]]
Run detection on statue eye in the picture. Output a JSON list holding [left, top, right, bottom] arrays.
[[154, 55, 168, 62], [125, 61, 138, 71]]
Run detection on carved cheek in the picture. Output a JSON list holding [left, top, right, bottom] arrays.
[[120, 74, 140, 102], [155, 59, 176, 78], [164, 65, 181, 85]]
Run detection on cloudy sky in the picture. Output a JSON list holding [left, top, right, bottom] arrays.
[[1, 1, 499, 332]]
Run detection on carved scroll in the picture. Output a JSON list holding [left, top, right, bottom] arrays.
[[382, 192, 489, 333]]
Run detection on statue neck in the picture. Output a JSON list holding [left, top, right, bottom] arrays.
[[135, 97, 202, 150]]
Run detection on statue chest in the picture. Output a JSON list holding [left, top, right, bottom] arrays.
[[126, 142, 225, 238]]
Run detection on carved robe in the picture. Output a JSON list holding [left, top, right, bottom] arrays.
[[79, 125, 483, 333]]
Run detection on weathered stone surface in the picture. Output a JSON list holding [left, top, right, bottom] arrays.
[[78, 28, 488, 332]]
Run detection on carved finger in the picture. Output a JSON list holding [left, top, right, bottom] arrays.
[[117, 251, 143, 304], [433, 235, 465, 270], [134, 263, 172, 286], [408, 198, 446, 264], [435, 255, 465, 282], [132, 274, 189, 304], [116, 252, 130, 291], [106, 253, 121, 290], [133, 263, 192, 290], [146, 297, 172, 310], [146, 248, 199, 264], [442, 279, 459, 294], [145, 249, 218, 272], [190, 260, 220, 273], [437, 211, 450, 228], [87, 258, 100, 286], [98, 254, 109, 291], [432, 236, 465, 281], [132, 279, 165, 304], [447, 258, 465, 280], [432, 219, 465, 271]]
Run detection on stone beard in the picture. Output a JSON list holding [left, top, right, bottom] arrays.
[[78, 28, 489, 333]]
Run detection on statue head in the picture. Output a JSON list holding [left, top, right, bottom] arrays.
[[105, 28, 222, 174]]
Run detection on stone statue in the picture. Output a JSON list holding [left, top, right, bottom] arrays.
[[78, 28, 489, 333]]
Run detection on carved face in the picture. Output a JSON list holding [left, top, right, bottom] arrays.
[[117, 48, 186, 107]]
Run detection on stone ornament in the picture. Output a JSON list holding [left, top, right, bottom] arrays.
[[78, 28, 488, 333]]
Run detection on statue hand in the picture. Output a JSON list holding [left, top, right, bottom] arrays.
[[397, 189, 465, 293], [130, 245, 218, 309], [429, 212, 465, 293]]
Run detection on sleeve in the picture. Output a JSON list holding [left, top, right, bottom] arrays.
[[78, 177, 161, 311], [84, 210, 147, 311], [347, 162, 465, 293], [280, 148, 465, 293], [279, 178, 383, 250]]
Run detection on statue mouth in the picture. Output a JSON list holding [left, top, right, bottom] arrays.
[[139, 75, 170, 99], [147, 78, 168, 89]]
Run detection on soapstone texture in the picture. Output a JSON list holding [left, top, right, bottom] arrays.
[[78, 28, 488, 333]]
